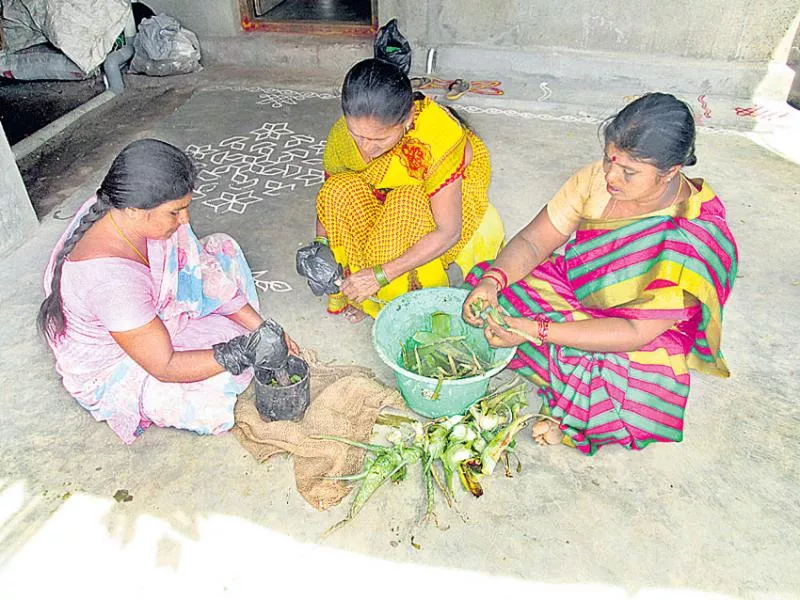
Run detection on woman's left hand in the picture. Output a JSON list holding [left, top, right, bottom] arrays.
[[340, 268, 381, 304], [483, 314, 529, 348]]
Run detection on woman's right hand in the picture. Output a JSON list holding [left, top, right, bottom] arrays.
[[462, 278, 501, 327], [213, 318, 293, 375], [284, 332, 300, 356]]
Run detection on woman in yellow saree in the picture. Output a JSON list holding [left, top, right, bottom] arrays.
[[307, 58, 504, 321]]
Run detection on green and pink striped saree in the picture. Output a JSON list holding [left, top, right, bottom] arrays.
[[466, 180, 738, 455]]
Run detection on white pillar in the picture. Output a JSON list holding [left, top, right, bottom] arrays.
[[0, 124, 38, 257]]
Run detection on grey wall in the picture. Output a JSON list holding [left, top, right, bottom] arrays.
[[138, 0, 371, 72], [142, 0, 241, 37], [143, 0, 798, 64], [378, 0, 798, 63], [138, 0, 798, 98]]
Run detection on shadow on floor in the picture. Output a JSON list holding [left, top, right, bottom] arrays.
[[0, 76, 106, 147]]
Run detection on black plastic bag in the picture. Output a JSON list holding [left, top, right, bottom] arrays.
[[296, 241, 342, 296], [212, 318, 289, 376], [374, 19, 412, 75], [250, 318, 289, 371]]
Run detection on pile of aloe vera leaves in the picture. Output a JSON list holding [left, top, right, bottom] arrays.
[[316, 380, 542, 536], [400, 311, 496, 380]]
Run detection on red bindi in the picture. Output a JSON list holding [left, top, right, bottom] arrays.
[[611, 155, 617, 162]]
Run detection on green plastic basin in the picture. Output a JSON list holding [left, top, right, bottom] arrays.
[[372, 287, 515, 418]]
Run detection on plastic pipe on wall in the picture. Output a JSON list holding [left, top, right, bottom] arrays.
[[103, 37, 135, 93], [104, 1, 137, 93]]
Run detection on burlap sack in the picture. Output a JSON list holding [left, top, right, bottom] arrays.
[[231, 350, 403, 511]]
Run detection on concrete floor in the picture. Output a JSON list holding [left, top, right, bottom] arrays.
[[1, 65, 800, 599]]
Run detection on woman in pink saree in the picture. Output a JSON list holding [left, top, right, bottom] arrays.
[[39, 139, 298, 444]]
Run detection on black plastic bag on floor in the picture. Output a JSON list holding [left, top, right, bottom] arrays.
[[130, 13, 202, 76], [374, 19, 412, 75]]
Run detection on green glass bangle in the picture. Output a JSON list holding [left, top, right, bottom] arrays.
[[373, 264, 390, 287], [313, 236, 329, 247]]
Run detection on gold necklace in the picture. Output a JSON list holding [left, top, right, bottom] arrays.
[[108, 212, 149, 266], [605, 174, 685, 219]]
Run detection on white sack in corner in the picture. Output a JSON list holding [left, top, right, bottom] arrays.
[[0, 0, 129, 74]]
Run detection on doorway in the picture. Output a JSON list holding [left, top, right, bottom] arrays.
[[242, 0, 377, 35]]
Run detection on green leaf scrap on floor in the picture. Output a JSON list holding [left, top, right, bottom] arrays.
[[113, 489, 133, 503]]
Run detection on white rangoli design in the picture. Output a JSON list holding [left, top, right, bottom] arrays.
[[186, 121, 326, 215], [252, 270, 293, 293], [255, 88, 339, 108], [203, 85, 339, 107]]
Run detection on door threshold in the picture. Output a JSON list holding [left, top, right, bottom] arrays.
[[241, 17, 376, 37]]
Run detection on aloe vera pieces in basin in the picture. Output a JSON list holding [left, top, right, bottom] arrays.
[[400, 311, 496, 379]]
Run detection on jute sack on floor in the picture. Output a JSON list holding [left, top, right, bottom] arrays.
[[231, 349, 403, 511]]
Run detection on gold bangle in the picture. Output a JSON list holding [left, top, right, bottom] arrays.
[[373, 264, 390, 287]]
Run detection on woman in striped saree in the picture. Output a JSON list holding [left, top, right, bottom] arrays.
[[463, 93, 738, 455]]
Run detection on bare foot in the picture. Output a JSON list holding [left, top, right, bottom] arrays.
[[341, 305, 367, 324], [531, 418, 565, 447]]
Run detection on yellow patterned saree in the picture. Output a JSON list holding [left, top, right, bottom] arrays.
[[318, 96, 504, 317]]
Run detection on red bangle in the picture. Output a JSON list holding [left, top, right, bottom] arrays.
[[485, 267, 508, 289], [480, 272, 505, 291], [534, 314, 551, 345]]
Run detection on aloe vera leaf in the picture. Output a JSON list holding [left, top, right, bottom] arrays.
[[430, 311, 451, 337], [430, 374, 444, 401], [421, 459, 437, 524], [322, 453, 408, 538], [400, 341, 411, 369], [412, 331, 444, 345], [376, 412, 421, 427], [458, 459, 485, 497], [446, 351, 457, 376], [483, 305, 508, 327], [416, 334, 466, 348], [391, 463, 408, 482], [436, 341, 474, 365], [480, 383, 527, 417], [423, 352, 442, 378], [311, 434, 390, 454], [470, 349, 483, 371], [323, 471, 371, 482], [469, 299, 485, 319], [480, 414, 536, 475]]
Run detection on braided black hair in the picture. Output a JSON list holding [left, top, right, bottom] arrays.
[[38, 139, 196, 343]]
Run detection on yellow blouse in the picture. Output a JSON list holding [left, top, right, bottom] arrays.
[[546, 160, 706, 235], [322, 97, 468, 196]]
